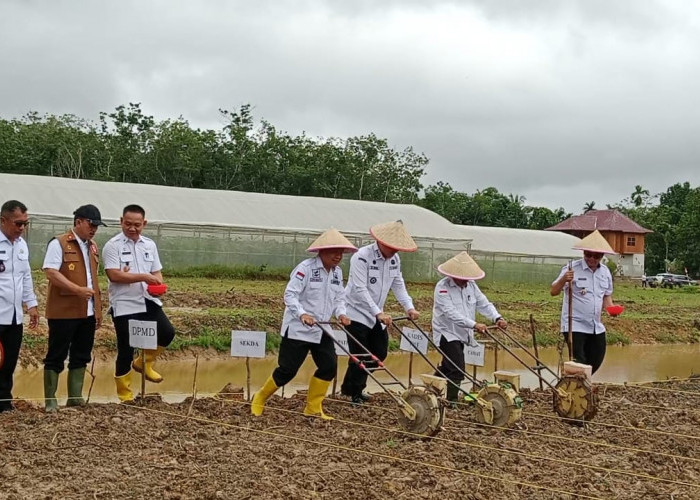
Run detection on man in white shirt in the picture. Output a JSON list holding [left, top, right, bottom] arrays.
[[432, 251, 506, 402], [42, 204, 105, 412], [102, 204, 175, 402], [251, 229, 356, 420], [340, 220, 420, 404], [551, 230, 617, 374], [0, 200, 39, 413]]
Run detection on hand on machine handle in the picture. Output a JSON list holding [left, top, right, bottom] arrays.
[[300, 313, 317, 326], [406, 308, 420, 321], [376, 312, 392, 326], [338, 314, 351, 326]]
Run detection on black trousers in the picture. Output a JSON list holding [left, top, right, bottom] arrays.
[[272, 331, 337, 386], [43, 317, 96, 373], [112, 300, 176, 376], [0, 317, 22, 411], [340, 320, 388, 397], [562, 331, 607, 374], [435, 336, 466, 384]]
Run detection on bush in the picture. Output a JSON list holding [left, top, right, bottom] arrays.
[[165, 264, 289, 281]]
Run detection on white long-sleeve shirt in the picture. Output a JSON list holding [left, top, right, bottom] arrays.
[[0, 232, 38, 325], [102, 233, 163, 317], [281, 256, 347, 344], [344, 243, 414, 329], [554, 259, 613, 334], [431, 277, 500, 344]]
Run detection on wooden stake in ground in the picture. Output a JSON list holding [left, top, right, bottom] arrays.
[[187, 354, 199, 416], [408, 352, 414, 387], [529, 314, 544, 391], [140, 349, 146, 405], [86, 357, 96, 404], [246, 356, 251, 402]]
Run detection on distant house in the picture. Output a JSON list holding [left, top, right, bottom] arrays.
[[545, 209, 652, 277]]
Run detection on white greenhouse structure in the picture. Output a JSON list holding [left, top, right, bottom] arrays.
[[1, 174, 581, 283]]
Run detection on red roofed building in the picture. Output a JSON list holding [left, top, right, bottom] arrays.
[[546, 209, 652, 277]]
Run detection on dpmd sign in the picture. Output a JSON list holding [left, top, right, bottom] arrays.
[[231, 331, 267, 358], [128, 320, 158, 349], [399, 327, 428, 355]]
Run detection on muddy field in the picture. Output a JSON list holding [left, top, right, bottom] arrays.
[[1, 377, 699, 499]]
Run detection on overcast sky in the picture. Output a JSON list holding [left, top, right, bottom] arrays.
[[1, 0, 699, 213]]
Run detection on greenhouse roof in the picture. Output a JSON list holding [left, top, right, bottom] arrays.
[[455, 225, 582, 258], [0, 173, 465, 240]]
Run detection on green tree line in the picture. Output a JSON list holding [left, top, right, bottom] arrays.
[[1, 104, 698, 274]]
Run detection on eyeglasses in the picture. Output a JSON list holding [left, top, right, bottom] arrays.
[[13, 220, 30, 228], [584, 252, 603, 259]]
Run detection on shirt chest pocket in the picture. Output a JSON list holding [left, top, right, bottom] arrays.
[[63, 251, 81, 263], [306, 280, 325, 299], [142, 250, 155, 262], [120, 250, 134, 264], [595, 275, 610, 290], [573, 276, 589, 291]]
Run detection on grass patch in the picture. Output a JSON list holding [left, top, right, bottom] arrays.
[[165, 264, 289, 281], [606, 330, 631, 345], [170, 327, 232, 352], [22, 333, 46, 349], [533, 331, 561, 348], [654, 331, 682, 343]]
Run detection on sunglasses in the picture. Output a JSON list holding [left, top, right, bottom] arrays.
[[12, 220, 30, 228], [584, 251, 603, 259]]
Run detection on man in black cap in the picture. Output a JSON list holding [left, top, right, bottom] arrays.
[[41, 204, 105, 411]]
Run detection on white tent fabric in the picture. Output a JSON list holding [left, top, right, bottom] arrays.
[[455, 225, 582, 258], [0, 173, 465, 240]]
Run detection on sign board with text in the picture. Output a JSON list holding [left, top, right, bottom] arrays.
[[128, 320, 158, 350], [329, 329, 349, 356], [399, 327, 428, 355], [464, 342, 485, 367], [231, 330, 267, 358]]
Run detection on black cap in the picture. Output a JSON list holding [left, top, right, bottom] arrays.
[[73, 204, 107, 226]]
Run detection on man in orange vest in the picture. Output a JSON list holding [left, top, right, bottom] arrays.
[[42, 205, 105, 412]]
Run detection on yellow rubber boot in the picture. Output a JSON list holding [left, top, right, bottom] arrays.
[[251, 376, 279, 416], [115, 372, 134, 402], [303, 376, 333, 421], [132, 346, 165, 383]]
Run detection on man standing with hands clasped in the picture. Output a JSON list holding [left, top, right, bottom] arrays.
[[0, 200, 39, 413], [42, 204, 105, 412], [102, 204, 176, 402], [340, 220, 420, 404]]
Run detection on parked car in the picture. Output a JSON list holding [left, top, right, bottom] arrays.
[[648, 273, 696, 288]]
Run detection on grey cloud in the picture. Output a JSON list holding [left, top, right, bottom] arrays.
[[1, 0, 699, 213]]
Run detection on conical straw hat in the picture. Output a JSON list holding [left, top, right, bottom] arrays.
[[369, 220, 418, 252], [572, 230, 616, 254], [437, 251, 485, 280], [307, 228, 358, 253]]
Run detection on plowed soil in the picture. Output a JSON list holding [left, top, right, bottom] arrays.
[[2, 378, 699, 499]]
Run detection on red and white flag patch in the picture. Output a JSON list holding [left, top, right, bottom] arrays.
[[295, 271, 305, 280], [438, 289, 448, 294]]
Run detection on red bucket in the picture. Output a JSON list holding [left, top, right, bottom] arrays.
[[147, 283, 168, 296], [606, 305, 624, 317]]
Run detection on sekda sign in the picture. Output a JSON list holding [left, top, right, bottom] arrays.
[[230, 330, 267, 358]]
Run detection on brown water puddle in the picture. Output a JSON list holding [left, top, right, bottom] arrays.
[[12, 343, 700, 404]]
